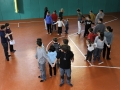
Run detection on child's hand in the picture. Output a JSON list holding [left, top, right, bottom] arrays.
[[107, 45, 110, 48]]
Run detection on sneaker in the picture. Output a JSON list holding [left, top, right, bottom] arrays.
[[59, 83, 64, 87], [11, 50, 16, 53], [50, 33, 51, 35], [69, 84, 73, 87], [98, 62, 104, 65], [87, 60, 90, 63], [38, 76, 41, 78], [40, 80, 45, 82], [6, 59, 9, 61], [8, 55, 11, 57], [49, 76, 52, 78], [57, 34, 59, 35]]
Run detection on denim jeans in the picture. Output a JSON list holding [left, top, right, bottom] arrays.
[[60, 68, 71, 84], [2, 43, 9, 60], [93, 48, 103, 62], [39, 63, 46, 80]]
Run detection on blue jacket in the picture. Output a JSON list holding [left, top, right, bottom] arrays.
[[47, 51, 57, 63], [45, 15, 53, 24]]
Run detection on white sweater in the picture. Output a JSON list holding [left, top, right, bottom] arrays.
[[54, 20, 65, 27]]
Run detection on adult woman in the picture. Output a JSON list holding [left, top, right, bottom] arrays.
[[5, 23, 16, 53], [44, 7, 48, 30], [59, 8, 64, 20], [93, 32, 110, 65], [103, 26, 113, 60]]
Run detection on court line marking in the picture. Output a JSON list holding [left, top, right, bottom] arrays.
[[71, 65, 120, 69], [0, 21, 43, 27]]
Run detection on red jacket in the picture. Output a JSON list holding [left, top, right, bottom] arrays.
[[51, 14, 58, 22], [87, 33, 97, 43]]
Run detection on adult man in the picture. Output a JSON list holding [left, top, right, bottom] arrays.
[[93, 18, 105, 34], [0, 25, 12, 61], [54, 45, 74, 87], [95, 10, 104, 24]]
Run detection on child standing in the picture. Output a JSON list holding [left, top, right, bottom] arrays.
[[84, 15, 94, 37], [48, 45, 57, 77], [51, 10, 58, 31], [89, 10, 95, 22], [86, 39, 96, 62], [87, 28, 96, 43], [45, 11, 53, 35], [52, 37, 60, 52], [54, 18, 65, 35], [64, 19, 69, 34], [52, 37, 60, 67]]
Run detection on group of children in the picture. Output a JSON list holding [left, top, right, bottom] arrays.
[[44, 7, 69, 35]]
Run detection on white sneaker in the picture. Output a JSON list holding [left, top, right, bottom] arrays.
[[87, 60, 90, 63], [98, 62, 104, 65]]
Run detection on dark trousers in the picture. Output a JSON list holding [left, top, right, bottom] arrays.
[[84, 27, 90, 37], [58, 27, 62, 35], [49, 63, 56, 76], [86, 50, 93, 61], [52, 21, 56, 30], [65, 27, 69, 34], [103, 43, 111, 59], [93, 48, 103, 63], [9, 42, 14, 52], [47, 24, 52, 33], [2, 43, 9, 60], [10, 45, 14, 52]]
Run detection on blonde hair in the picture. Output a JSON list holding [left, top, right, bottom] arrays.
[[60, 8, 64, 12]]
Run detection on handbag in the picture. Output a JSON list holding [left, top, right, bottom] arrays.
[[10, 40, 15, 45]]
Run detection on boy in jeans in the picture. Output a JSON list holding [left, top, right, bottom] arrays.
[[64, 18, 69, 34], [53, 45, 74, 87]]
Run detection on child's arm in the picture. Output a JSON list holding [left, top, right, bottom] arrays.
[[35, 47, 38, 59], [104, 37, 110, 48], [54, 21, 58, 25], [62, 21, 65, 27], [5, 32, 13, 38]]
